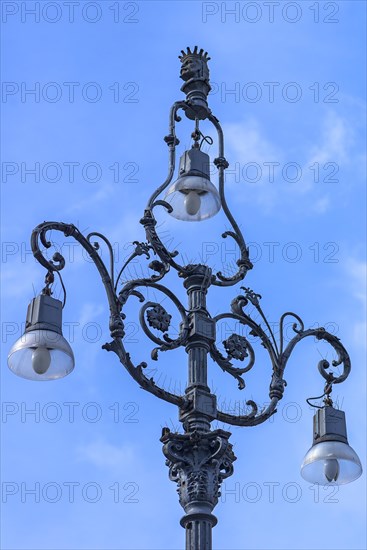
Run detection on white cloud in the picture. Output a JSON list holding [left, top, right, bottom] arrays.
[[345, 258, 367, 309], [224, 117, 280, 165], [300, 111, 356, 205], [76, 439, 136, 470], [223, 111, 360, 214], [1, 262, 44, 301], [308, 111, 354, 166], [78, 301, 104, 327], [65, 183, 115, 214], [222, 118, 283, 212], [312, 196, 331, 214], [342, 257, 367, 350], [351, 320, 367, 347]]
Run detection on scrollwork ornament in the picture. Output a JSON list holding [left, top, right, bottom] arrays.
[[242, 287, 262, 307], [223, 333, 249, 361], [147, 304, 172, 332], [160, 429, 236, 511], [269, 371, 287, 400]]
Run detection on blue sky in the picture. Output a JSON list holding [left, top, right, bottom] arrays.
[[1, 1, 366, 549]]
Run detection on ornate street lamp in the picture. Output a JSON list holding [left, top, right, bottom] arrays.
[[8, 47, 362, 550]]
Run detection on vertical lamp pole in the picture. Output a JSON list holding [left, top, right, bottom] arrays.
[[8, 48, 362, 550], [161, 264, 235, 549]]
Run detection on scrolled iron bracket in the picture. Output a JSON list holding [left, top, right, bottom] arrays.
[[209, 290, 351, 427], [30, 221, 188, 408], [29, 226, 352, 428]]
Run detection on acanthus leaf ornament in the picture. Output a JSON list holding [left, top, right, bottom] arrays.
[[160, 428, 236, 512]]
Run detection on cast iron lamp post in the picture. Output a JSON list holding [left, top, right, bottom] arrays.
[[8, 47, 362, 550]]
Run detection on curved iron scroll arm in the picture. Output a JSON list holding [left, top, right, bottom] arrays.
[[280, 327, 351, 385], [107, 278, 190, 406], [31, 222, 117, 314], [207, 114, 253, 286], [147, 101, 186, 209], [118, 280, 190, 360], [31, 221, 186, 408], [209, 333, 255, 390], [210, 293, 351, 427], [140, 102, 254, 285], [103, 338, 185, 408], [140, 101, 189, 277], [211, 311, 280, 426], [114, 241, 152, 291], [210, 312, 274, 390]]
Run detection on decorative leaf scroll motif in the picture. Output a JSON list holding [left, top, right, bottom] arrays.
[[148, 260, 166, 278], [210, 333, 255, 390], [242, 287, 262, 306], [186, 471, 209, 501], [223, 334, 249, 361], [147, 304, 172, 332], [161, 429, 236, 511], [140, 206, 183, 275]]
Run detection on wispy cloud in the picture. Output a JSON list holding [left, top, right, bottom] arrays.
[[345, 257, 367, 309], [224, 117, 280, 164], [78, 301, 104, 326], [76, 439, 136, 471], [65, 183, 115, 215], [1, 262, 44, 302], [307, 111, 354, 166], [342, 257, 367, 349], [312, 196, 331, 214], [223, 110, 361, 215]]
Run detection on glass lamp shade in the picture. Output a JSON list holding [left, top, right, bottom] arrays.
[[301, 440, 362, 485], [165, 175, 221, 221], [165, 147, 221, 221], [8, 329, 75, 381]]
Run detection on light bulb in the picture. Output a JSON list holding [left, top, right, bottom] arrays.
[[324, 458, 340, 483], [32, 346, 51, 375], [184, 191, 201, 216]]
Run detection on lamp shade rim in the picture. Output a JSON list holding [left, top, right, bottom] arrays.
[[300, 440, 363, 485], [165, 176, 221, 221], [7, 329, 75, 381]]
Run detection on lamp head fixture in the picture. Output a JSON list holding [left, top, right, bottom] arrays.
[[7, 293, 74, 381], [165, 145, 221, 221], [301, 405, 362, 485]]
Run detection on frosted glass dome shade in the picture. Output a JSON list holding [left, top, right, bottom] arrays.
[[165, 147, 221, 221], [8, 329, 74, 380], [301, 440, 362, 485]]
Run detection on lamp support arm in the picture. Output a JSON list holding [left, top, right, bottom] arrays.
[[30, 221, 186, 408]]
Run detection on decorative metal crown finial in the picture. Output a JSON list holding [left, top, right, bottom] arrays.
[[178, 46, 211, 120], [179, 46, 211, 63]]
